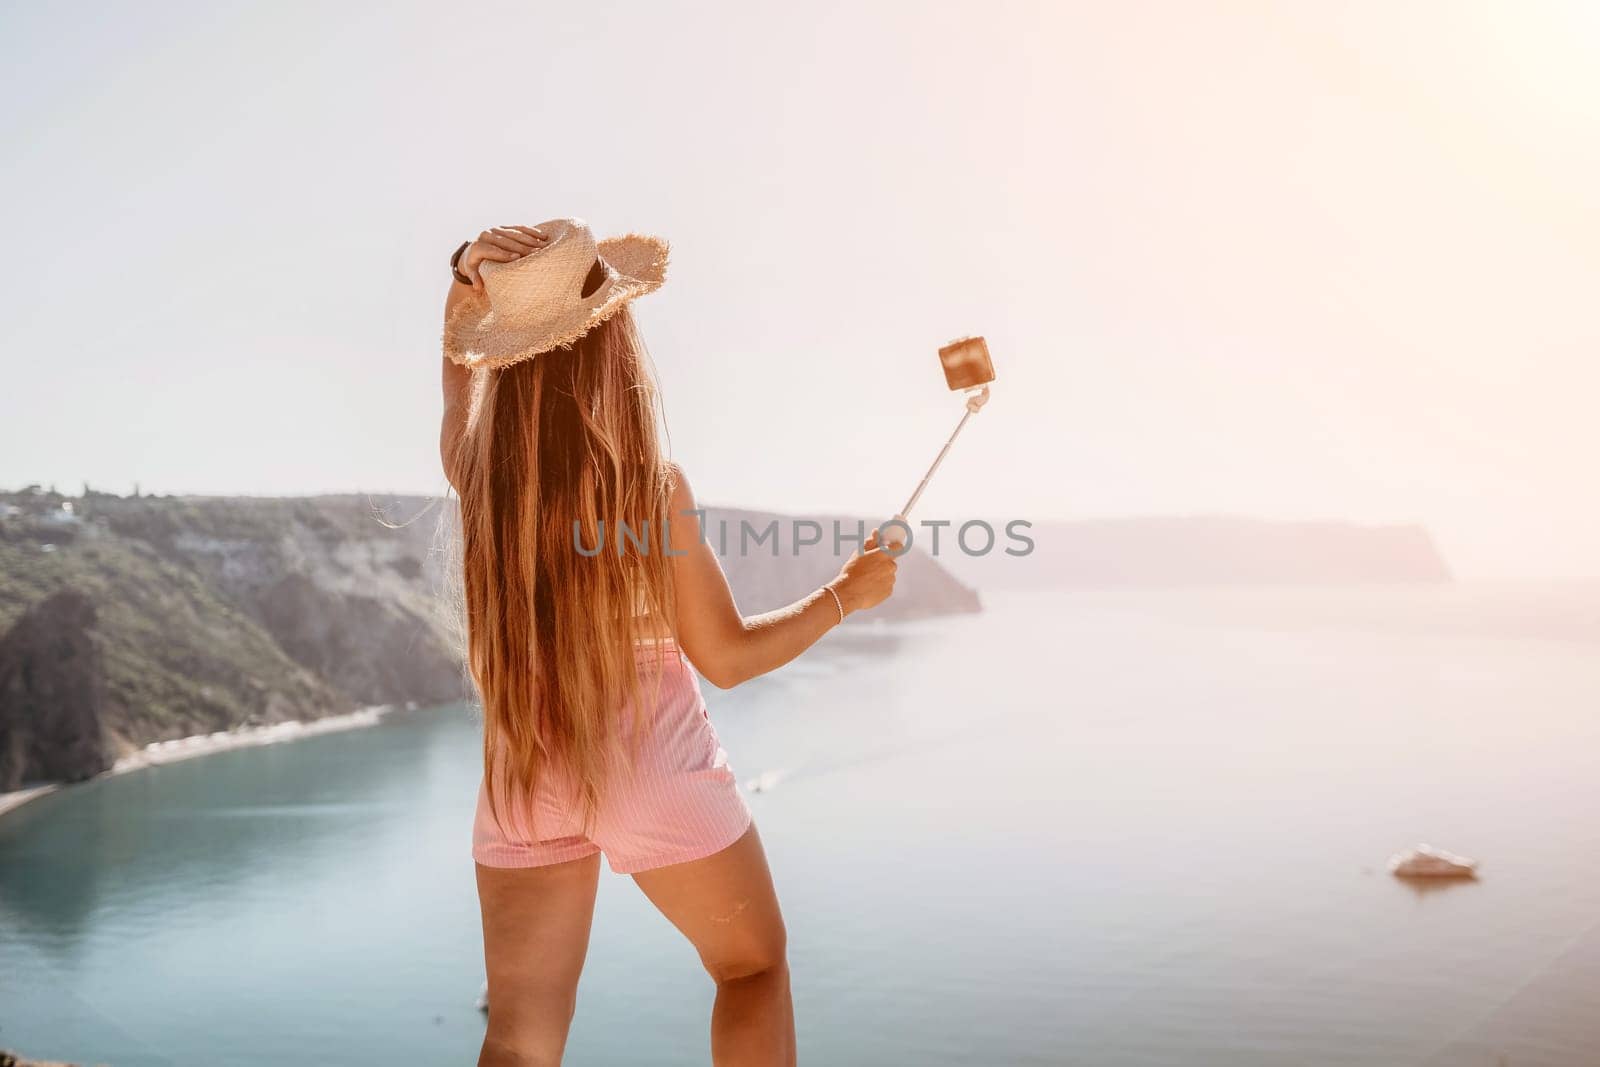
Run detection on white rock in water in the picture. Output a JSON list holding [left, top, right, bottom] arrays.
[[1389, 844, 1477, 879]]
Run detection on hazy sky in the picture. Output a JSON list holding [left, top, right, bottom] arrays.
[[2, 1, 1597, 577]]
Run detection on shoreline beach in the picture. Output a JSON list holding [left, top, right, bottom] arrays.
[[0, 704, 401, 824]]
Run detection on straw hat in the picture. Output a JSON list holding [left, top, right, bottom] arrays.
[[443, 217, 669, 370]]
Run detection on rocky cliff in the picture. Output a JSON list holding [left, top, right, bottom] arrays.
[[0, 1051, 83, 1067], [0, 591, 111, 791], [0, 489, 979, 788]]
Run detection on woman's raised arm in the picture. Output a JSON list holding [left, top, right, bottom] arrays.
[[439, 282, 476, 492], [439, 226, 551, 491]]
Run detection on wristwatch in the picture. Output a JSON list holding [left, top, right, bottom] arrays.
[[450, 241, 472, 286]]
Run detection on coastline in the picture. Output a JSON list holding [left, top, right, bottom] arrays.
[[0, 704, 401, 824], [0, 784, 59, 820]]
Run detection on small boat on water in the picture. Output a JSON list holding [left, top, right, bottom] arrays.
[[475, 980, 489, 1012], [1389, 844, 1478, 879], [746, 769, 785, 794]]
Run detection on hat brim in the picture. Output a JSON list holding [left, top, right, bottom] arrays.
[[443, 233, 669, 370]]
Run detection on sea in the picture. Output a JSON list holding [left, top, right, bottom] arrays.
[[3, 585, 1599, 1066]]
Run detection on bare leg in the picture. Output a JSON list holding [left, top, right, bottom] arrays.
[[476, 854, 601, 1067], [632, 824, 796, 1067]]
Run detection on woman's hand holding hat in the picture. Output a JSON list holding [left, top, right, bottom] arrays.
[[458, 226, 550, 290]]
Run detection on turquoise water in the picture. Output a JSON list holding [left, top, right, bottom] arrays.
[[4, 587, 1600, 1065]]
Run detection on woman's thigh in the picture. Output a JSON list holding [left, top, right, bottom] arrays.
[[630, 823, 787, 980], [476, 854, 602, 1025]]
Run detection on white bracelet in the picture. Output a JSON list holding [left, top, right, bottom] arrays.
[[824, 584, 846, 624]]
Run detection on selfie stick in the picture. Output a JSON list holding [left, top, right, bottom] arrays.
[[895, 385, 991, 525], [879, 334, 996, 549]]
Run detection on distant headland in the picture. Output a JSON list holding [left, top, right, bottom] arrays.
[[948, 515, 1451, 590]]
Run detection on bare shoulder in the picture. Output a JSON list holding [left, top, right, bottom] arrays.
[[662, 462, 706, 545], [664, 461, 696, 511]]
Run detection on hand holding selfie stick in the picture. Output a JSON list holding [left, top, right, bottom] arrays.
[[882, 336, 996, 549]]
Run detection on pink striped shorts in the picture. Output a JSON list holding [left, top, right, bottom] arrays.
[[471, 642, 753, 875]]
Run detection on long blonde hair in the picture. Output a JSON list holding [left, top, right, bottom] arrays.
[[453, 306, 675, 834]]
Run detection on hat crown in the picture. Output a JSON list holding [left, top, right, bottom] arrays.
[[480, 218, 614, 326]]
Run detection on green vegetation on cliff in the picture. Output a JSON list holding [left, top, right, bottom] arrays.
[[0, 489, 459, 785], [0, 535, 336, 752]]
